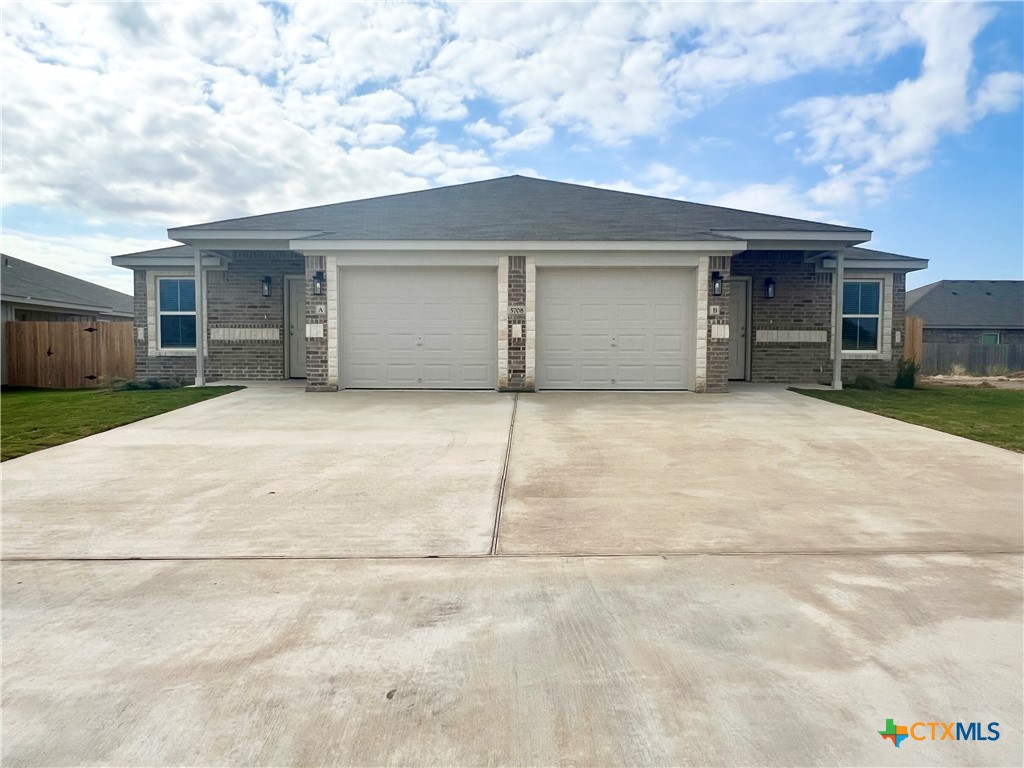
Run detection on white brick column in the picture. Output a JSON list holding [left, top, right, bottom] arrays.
[[498, 256, 509, 388], [525, 256, 536, 388], [695, 255, 709, 392]]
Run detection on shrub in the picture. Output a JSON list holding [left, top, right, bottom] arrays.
[[894, 359, 920, 389], [109, 378, 177, 391], [848, 374, 883, 390], [985, 365, 1011, 377], [949, 363, 968, 376]]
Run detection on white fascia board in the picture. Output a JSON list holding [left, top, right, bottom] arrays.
[[292, 239, 747, 253], [111, 254, 227, 269], [712, 229, 871, 244], [821, 258, 928, 272], [168, 229, 324, 243]]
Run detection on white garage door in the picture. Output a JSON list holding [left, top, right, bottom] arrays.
[[340, 267, 497, 389], [537, 267, 695, 390]]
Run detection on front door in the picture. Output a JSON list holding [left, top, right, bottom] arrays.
[[287, 277, 307, 378], [728, 279, 749, 380]]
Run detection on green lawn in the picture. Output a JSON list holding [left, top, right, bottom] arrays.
[[1, 386, 243, 461], [793, 385, 1024, 452]]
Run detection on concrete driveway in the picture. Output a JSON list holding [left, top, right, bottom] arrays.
[[3, 386, 1022, 766]]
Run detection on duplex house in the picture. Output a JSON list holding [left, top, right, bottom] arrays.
[[111, 176, 927, 392]]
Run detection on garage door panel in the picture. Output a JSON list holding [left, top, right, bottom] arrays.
[[580, 365, 611, 386], [654, 365, 684, 387], [654, 334, 683, 353], [580, 304, 612, 322], [654, 303, 683, 322], [616, 365, 648, 385], [386, 334, 417, 352], [341, 267, 497, 389], [617, 304, 647, 322], [618, 334, 646, 352], [538, 267, 694, 390]]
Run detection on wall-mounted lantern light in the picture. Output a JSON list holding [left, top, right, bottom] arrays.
[[313, 270, 325, 296], [764, 277, 776, 299], [261, 276, 272, 298], [711, 271, 724, 297]]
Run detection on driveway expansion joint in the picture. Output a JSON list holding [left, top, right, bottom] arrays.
[[489, 392, 518, 556]]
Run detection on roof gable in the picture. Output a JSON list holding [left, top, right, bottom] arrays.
[[172, 175, 870, 241], [906, 280, 1024, 328]]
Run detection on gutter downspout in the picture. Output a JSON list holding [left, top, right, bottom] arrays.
[[832, 250, 844, 390], [194, 247, 205, 386]]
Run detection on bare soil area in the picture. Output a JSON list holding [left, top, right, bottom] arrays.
[[922, 373, 1024, 390]]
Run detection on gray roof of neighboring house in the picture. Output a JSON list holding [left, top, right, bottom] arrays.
[[174, 175, 871, 240], [906, 280, 1024, 328], [1, 254, 133, 316]]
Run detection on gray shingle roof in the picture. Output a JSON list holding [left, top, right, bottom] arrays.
[[906, 280, 1023, 328], [1, 254, 133, 315], [837, 246, 927, 267], [175, 175, 870, 241]]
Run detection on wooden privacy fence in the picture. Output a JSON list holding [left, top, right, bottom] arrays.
[[5, 321, 133, 388], [903, 316, 923, 363], [919, 342, 1024, 376]]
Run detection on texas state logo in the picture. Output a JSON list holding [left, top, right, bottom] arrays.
[[879, 718, 1000, 747], [879, 719, 909, 747]]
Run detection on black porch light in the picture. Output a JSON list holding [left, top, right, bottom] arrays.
[[710, 271, 724, 296], [764, 277, 776, 299], [313, 270, 325, 296], [261, 276, 272, 297]]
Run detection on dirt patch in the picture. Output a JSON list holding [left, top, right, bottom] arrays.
[[921, 374, 1024, 390]]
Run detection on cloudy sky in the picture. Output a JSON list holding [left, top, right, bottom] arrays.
[[2, 0, 1021, 295]]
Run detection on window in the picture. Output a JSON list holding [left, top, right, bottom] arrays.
[[981, 332, 1000, 345], [158, 278, 196, 348], [842, 280, 881, 352]]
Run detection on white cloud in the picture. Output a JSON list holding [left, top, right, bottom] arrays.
[[494, 125, 553, 153], [1, 230, 170, 294], [784, 3, 1021, 208], [0, 0, 1017, 232], [711, 182, 833, 223], [465, 119, 509, 141]]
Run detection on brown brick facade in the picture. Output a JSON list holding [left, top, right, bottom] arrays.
[[133, 251, 302, 384], [505, 255, 527, 390], [303, 255, 334, 391], [705, 256, 730, 392], [731, 251, 907, 385]]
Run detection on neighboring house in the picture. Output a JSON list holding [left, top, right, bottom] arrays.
[[1, 254, 134, 385], [906, 280, 1024, 345], [111, 175, 927, 393]]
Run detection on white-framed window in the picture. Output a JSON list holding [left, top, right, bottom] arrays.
[[842, 280, 882, 352], [157, 278, 197, 349], [981, 332, 1000, 345]]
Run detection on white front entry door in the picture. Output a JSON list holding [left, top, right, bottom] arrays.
[[339, 267, 497, 389], [536, 267, 695, 390], [287, 277, 307, 378], [728, 279, 749, 380]]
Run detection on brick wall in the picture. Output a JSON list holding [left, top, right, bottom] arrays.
[[134, 251, 303, 384], [304, 254, 333, 391], [732, 251, 907, 385], [923, 328, 1024, 344], [705, 256, 730, 392], [505, 255, 527, 390]]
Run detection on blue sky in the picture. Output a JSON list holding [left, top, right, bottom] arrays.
[[2, 1, 1021, 294]]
